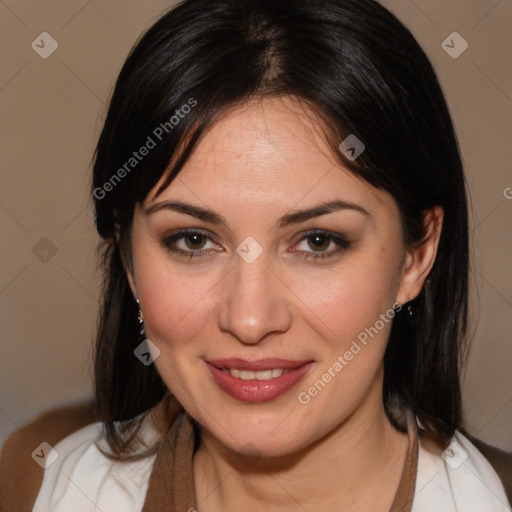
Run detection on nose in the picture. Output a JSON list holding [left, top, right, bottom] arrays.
[[217, 251, 292, 345]]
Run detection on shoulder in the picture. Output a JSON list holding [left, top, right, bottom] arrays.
[[463, 432, 512, 507], [414, 429, 512, 511], [0, 402, 161, 512], [32, 421, 159, 512], [0, 401, 97, 512]]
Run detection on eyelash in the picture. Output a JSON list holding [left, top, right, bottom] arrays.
[[161, 229, 351, 262]]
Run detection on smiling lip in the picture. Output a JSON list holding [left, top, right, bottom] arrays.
[[207, 358, 312, 371], [206, 358, 314, 403]]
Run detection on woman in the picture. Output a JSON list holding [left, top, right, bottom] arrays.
[[1, 0, 511, 511]]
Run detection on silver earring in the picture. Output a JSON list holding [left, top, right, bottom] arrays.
[[136, 299, 145, 336], [407, 303, 413, 316]]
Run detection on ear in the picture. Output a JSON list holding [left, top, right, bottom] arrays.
[[126, 263, 138, 302], [115, 221, 138, 302], [396, 205, 444, 305]]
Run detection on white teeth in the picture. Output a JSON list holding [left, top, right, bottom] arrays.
[[227, 368, 285, 380]]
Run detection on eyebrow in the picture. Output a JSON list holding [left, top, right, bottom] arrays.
[[144, 199, 371, 228]]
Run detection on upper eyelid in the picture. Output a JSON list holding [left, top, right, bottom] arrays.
[[168, 228, 220, 243], [162, 229, 221, 250]]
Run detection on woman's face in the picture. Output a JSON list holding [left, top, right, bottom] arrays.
[[127, 96, 436, 457]]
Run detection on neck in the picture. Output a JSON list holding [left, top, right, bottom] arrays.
[[192, 372, 410, 512]]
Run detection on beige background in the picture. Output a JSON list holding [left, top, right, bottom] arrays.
[[1, 0, 511, 451]]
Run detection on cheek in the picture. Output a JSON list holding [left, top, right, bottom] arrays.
[[132, 243, 211, 343], [294, 246, 401, 346]]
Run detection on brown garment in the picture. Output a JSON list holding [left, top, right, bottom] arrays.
[[141, 398, 419, 512], [0, 397, 510, 512]]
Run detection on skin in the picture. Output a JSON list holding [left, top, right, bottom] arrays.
[[125, 96, 443, 511]]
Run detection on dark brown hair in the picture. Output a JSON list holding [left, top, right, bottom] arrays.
[[91, 0, 469, 460]]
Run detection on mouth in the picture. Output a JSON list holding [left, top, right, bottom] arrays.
[[206, 358, 314, 403], [219, 367, 290, 380]]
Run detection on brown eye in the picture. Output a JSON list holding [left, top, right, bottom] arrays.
[[307, 234, 331, 252], [162, 229, 221, 260], [183, 233, 208, 250], [293, 230, 351, 261]]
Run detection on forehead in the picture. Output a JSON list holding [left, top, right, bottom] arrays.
[[144, 96, 396, 220]]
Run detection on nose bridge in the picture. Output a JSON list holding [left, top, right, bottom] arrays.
[[217, 246, 291, 344]]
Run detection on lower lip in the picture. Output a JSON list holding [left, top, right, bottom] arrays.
[[206, 362, 314, 403]]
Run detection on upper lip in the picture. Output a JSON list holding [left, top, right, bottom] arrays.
[[207, 358, 313, 371]]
